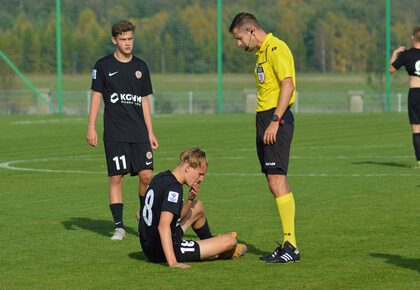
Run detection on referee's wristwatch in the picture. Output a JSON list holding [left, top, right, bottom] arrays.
[[271, 114, 280, 123]]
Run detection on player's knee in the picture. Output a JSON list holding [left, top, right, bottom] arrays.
[[109, 175, 123, 185], [267, 175, 288, 191], [225, 235, 237, 250], [193, 200, 206, 217], [139, 170, 153, 185]]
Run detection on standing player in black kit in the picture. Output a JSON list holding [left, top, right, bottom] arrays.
[[390, 26, 420, 168], [87, 20, 158, 240]]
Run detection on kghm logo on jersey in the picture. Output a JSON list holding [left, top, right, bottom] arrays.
[[110, 92, 142, 106], [257, 67, 265, 83]]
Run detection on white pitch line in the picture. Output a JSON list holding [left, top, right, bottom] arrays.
[[0, 159, 103, 174], [10, 118, 85, 125], [1, 158, 419, 177], [207, 173, 420, 177]]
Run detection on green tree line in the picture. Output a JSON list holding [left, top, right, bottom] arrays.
[[0, 0, 418, 78]]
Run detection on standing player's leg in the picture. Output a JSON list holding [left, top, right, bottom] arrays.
[[138, 169, 153, 197], [109, 174, 126, 240], [105, 141, 130, 240], [131, 144, 154, 220], [411, 124, 420, 168], [408, 88, 420, 168]]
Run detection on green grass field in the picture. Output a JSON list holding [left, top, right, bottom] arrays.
[[1, 113, 419, 289]]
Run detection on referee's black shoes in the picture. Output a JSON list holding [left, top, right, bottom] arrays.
[[261, 241, 300, 263], [259, 241, 282, 261]]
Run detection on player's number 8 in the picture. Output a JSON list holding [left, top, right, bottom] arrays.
[[142, 189, 154, 226]]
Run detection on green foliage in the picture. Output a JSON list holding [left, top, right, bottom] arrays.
[[0, 0, 419, 75]]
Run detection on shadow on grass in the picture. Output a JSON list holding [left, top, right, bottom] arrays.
[[352, 161, 409, 168], [61, 217, 137, 238], [370, 253, 420, 274], [128, 251, 152, 263]]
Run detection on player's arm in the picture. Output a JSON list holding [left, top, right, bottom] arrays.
[[142, 95, 159, 150], [181, 183, 199, 219], [389, 46, 406, 73], [263, 77, 295, 145], [158, 211, 190, 268], [86, 91, 102, 147]]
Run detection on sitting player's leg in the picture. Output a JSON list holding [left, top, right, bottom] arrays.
[[180, 200, 213, 239], [196, 233, 238, 259]]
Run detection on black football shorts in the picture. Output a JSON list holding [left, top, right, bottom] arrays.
[[141, 227, 201, 263], [104, 141, 153, 176], [256, 108, 294, 175], [408, 88, 420, 124]]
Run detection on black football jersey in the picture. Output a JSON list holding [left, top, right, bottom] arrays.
[[91, 54, 153, 143], [139, 171, 184, 250], [392, 48, 420, 77]]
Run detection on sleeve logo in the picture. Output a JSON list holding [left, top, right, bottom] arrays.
[[168, 191, 179, 203], [92, 69, 97, 80]]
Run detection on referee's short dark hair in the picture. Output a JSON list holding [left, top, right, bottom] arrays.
[[229, 12, 261, 33], [112, 20, 136, 37]]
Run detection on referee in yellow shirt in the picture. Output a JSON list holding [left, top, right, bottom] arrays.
[[229, 12, 300, 263]]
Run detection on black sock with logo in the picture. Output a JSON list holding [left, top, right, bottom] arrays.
[[110, 203, 124, 229]]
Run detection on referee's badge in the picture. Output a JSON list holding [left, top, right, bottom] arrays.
[[135, 70, 142, 79], [257, 67, 265, 83]]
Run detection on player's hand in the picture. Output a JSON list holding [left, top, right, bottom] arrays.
[[188, 183, 199, 201], [86, 128, 98, 147], [393, 46, 406, 54], [169, 262, 190, 269], [149, 133, 159, 150], [263, 122, 279, 145]]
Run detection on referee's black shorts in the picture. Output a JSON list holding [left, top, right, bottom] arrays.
[[408, 88, 420, 124], [256, 108, 294, 175]]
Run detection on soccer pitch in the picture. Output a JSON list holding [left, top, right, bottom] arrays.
[[0, 113, 419, 289]]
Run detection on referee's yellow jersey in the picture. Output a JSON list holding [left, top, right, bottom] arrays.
[[254, 33, 296, 112]]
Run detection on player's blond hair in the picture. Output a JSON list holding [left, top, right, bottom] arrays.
[[413, 26, 420, 42], [179, 147, 207, 169]]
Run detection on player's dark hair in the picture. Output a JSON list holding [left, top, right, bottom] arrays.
[[112, 20, 136, 37], [413, 26, 420, 42], [229, 12, 261, 33], [179, 147, 207, 169]]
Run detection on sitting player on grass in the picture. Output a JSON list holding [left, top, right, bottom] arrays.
[[138, 147, 246, 268]]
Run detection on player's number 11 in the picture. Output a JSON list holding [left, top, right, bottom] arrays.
[[113, 155, 127, 171]]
